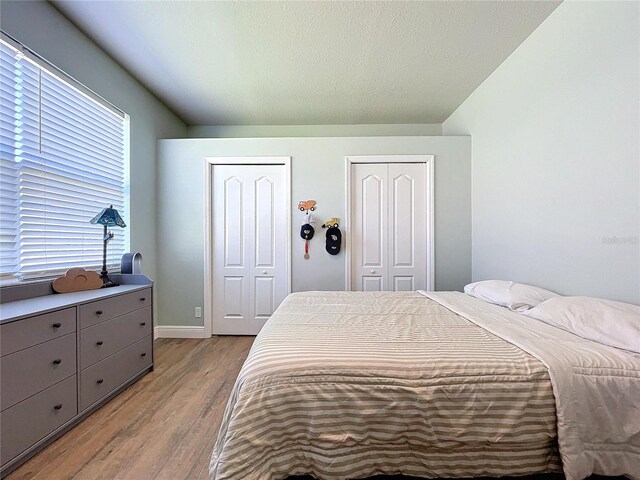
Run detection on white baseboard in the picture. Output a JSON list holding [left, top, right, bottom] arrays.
[[154, 325, 209, 339]]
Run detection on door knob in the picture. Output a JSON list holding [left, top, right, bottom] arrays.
[[262, 270, 267, 275], [370, 270, 376, 274]]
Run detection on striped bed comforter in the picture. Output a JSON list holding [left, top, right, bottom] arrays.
[[210, 291, 562, 479]]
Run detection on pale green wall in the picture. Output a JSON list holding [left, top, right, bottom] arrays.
[[0, 1, 473, 331], [443, 2, 640, 303], [157, 136, 471, 327], [0, 0, 188, 287], [188, 124, 442, 138]]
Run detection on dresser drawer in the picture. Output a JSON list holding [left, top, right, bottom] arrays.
[[80, 306, 152, 369], [80, 335, 152, 411], [79, 288, 151, 329], [1, 375, 77, 467], [1, 308, 76, 357], [1, 333, 77, 411]]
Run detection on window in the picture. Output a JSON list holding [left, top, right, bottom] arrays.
[[0, 34, 129, 284]]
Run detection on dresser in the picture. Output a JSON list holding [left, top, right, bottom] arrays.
[[0, 275, 153, 477]]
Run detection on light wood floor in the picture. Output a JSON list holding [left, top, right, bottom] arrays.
[[7, 337, 254, 480], [7, 338, 584, 480]]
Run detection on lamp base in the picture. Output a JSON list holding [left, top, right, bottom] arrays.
[[101, 273, 120, 288]]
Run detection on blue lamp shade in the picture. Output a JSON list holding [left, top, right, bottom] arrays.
[[90, 205, 126, 228]]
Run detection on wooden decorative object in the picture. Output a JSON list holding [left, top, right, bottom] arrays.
[[322, 217, 340, 228], [52, 267, 103, 293], [297, 199, 316, 212]]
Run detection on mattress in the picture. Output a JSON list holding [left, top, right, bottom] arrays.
[[210, 291, 561, 480]]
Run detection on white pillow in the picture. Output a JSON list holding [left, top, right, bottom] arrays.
[[464, 280, 558, 312], [524, 296, 640, 354]]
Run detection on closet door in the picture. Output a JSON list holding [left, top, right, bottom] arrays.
[[351, 163, 388, 291], [212, 164, 288, 335], [351, 162, 427, 292], [388, 163, 427, 291]]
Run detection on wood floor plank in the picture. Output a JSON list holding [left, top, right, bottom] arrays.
[[6, 337, 253, 480]]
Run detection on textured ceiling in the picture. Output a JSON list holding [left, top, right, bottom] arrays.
[[52, 0, 560, 126]]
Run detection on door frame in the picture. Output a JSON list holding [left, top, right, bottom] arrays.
[[344, 155, 435, 292], [204, 156, 292, 337]]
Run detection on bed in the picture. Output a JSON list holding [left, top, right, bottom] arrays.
[[210, 291, 640, 480]]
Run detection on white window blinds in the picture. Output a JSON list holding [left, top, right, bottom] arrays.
[[0, 36, 128, 283]]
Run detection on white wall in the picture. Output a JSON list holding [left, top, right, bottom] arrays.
[[157, 136, 471, 327], [443, 1, 640, 304], [188, 124, 442, 138], [0, 0, 188, 286]]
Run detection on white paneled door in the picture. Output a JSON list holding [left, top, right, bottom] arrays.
[[351, 162, 429, 292], [212, 164, 288, 335]]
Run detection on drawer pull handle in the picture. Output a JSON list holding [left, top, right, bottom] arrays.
[[140, 297, 146, 302], [96, 341, 104, 346], [96, 310, 103, 315], [96, 379, 104, 384], [140, 353, 147, 357], [52, 359, 62, 365], [54, 404, 63, 410], [140, 322, 146, 326], [52, 322, 62, 328]]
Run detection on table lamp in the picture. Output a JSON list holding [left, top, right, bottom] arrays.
[[90, 205, 126, 287]]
